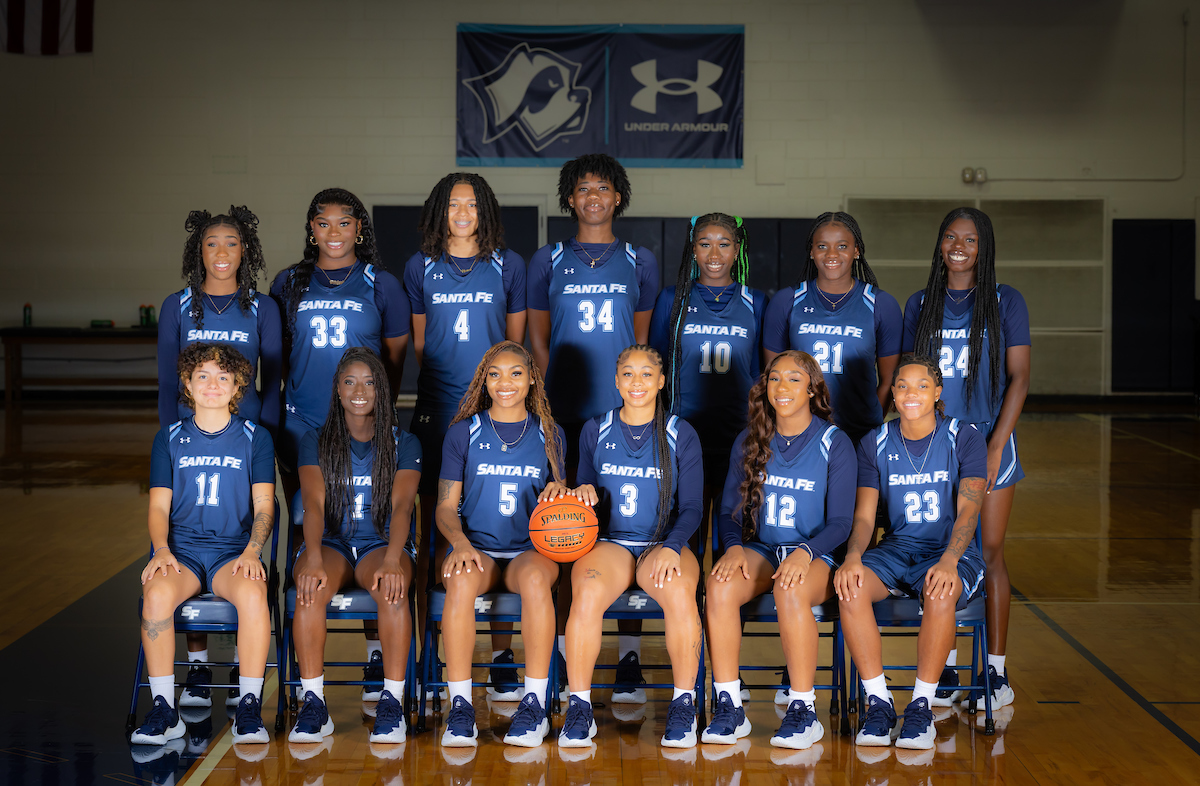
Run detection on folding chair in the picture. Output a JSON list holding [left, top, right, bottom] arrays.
[[126, 498, 284, 735], [278, 490, 419, 731]]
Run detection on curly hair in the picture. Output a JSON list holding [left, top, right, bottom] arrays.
[[891, 353, 947, 418], [738, 351, 833, 539], [557, 153, 631, 220], [418, 173, 506, 260], [796, 211, 879, 288], [180, 206, 267, 329], [317, 347, 398, 539], [614, 344, 673, 565], [279, 188, 382, 345], [177, 342, 253, 415], [450, 340, 564, 485]]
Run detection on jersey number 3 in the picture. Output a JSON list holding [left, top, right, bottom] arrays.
[[578, 299, 614, 333], [310, 315, 348, 348], [903, 490, 940, 523]]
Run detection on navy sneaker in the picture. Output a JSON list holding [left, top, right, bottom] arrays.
[[503, 692, 549, 747], [487, 649, 523, 701], [931, 666, 961, 707], [774, 666, 792, 705], [660, 693, 698, 748], [369, 690, 406, 743], [130, 696, 186, 745], [612, 652, 647, 704], [231, 693, 269, 744], [896, 697, 935, 750], [771, 699, 824, 749], [225, 666, 240, 708], [362, 651, 384, 701], [288, 691, 334, 742], [855, 693, 899, 746], [179, 665, 212, 708], [556, 655, 569, 700], [558, 695, 597, 748], [441, 696, 479, 747], [701, 691, 751, 744], [961, 665, 1015, 709]]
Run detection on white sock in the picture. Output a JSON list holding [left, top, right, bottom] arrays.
[[149, 675, 175, 707], [300, 675, 325, 703], [570, 690, 591, 706], [618, 636, 641, 661], [988, 654, 1006, 674], [383, 678, 404, 698], [945, 649, 957, 668], [672, 686, 695, 701], [558, 635, 567, 658], [714, 680, 742, 708], [239, 675, 264, 702], [912, 678, 937, 706], [188, 649, 208, 664], [448, 678, 472, 703], [861, 674, 889, 703], [367, 639, 383, 659], [788, 689, 816, 711], [524, 676, 549, 701]]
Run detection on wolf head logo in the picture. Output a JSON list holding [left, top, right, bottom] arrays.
[[463, 42, 591, 152]]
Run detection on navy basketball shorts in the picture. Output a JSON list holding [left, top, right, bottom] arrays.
[[409, 406, 456, 495], [278, 406, 320, 474], [744, 541, 838, 571], [171, 545, 251, 595], [975, 422, 1024, 491], [861, 539, 985, 610], [296, 536, 416, 571]]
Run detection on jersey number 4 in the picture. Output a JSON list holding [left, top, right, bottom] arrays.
[[939, 346, 970, 378], [310, 315, 348, 348], [578, 299, 615, 333]]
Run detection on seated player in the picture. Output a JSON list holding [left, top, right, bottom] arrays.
[[835, 354, 987, 750], [131, 343, 275, 745], [289, 347, 421, 744], [436, 341, 566, 748], [702, 351, 855, 749], [544, 345, 704, 749]]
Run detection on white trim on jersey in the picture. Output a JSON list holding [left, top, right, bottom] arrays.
[[739, 284, 754, 312], [996, 432, 1019, 485], [875, 421, 890, 456], [469, 414, 483, 441], [862, 283, 876, 310], [793, 281, 809, 306], [550, 242, 565, 268], [666, 415, 679, 450], [490, 249, 504, 275], [819, 424, 838, 460], [597, 411, 615, 442], [623, 243, 636, 266], [169, 421, 184, 441]]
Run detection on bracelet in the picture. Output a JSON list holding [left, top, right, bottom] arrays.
[[797, 543, 815, 561], [152, 546, 170, 556]]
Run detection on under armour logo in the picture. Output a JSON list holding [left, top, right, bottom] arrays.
[[888, 453, 900, 461], [474, 598, 493, 613], [563, 268, 575, 275], [180, 606, 200, 620], [687, 306, 698, 313], [330, 594, 353, 610], [433, 273, 445, 280], [803, 307, 815, 313], [605, 442, 616, 450], [631, 59, 724, 115], [627, 594, 649, 610], [286, 404, 297, 413], [180, 437, 191, 444], [479, 442, 491, 449], [419, 415, 431, 424]]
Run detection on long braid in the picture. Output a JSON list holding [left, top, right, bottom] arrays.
[[797, 211, 878, 288], [180, 206, 267, 329], [419, 173, 506, 260], [318, 347, 398, 538], [615, 345, 674, 567], [664, 213, 749, 411]]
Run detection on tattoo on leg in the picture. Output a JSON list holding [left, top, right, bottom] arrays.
[[142, 617, 173, 642], [584, 568, 601, 579]]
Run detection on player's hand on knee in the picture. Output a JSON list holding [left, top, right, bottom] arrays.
[[538, 481, 571, 502], [711, 546, 750, 583], [924, 558, 959, 601], [296, 560, 328, 607], [834, 558, 865, 601], [445, 543, 484, 578], [142, 548, 182, 584], [372, 555, 407, 605], [648, 547, 682, 589], [773, 548, 813, 591], [232, 547, 265, 581]]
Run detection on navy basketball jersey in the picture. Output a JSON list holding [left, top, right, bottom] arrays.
[[329, 427, 416, 545], [930, 288, 1005, 427], [546, 243, 640, 422], [751, 422, 840, 548], [459, 414, 553, 553], [788, 280, 883, 439], [674, 285, 760, 449], [874, 418, 965, 549], [174, 287, 264, 423], [286, 262, 383, 428], [591, 410, 680, 544], [165, 416, 259, 555], [418, 251, 509, 408]]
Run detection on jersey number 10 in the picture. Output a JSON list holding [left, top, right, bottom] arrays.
[[699, 341, 732, 374]]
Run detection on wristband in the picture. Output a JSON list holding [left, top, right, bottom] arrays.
[[797, 543, 815, 561], [151, 546, 170, 558]]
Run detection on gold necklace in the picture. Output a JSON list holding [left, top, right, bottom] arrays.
[[818, 286, 852, 308], [946, 286, 977, 305], [698, 282, 734, 302], [778, 430, 802, 448], [448, 255, 478, 275], [574, 238, 616, 268], [317, 266, 348, 286], [489, 412, 529, 452], [205, 292, 236, 315]]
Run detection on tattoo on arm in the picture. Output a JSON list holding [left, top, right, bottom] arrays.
[[958, 478, 984, 509], [248, 510, 272, 557], [946, 478, 986, 559], [141, 617, 173, 642], [436, 478, 455, 507]]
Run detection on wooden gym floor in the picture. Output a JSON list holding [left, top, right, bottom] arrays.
[[1, 402, 1198, 785]]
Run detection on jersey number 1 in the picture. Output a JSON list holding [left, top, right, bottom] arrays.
[[194, 473, 220, 507], [699, 341, 732, 374]]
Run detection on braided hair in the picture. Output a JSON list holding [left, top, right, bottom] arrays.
[[615, 345, 674, 566], [450, 340, 564, 485], [177, 342, 254, 415], [280, 188, 382, 345], [557, 153, 631, 220], [317, 347, 397, 539], [891, 353, 947, 418], [180, 206, 267, 329], [738, 351, 833, 540], [418, 173, 506, 260], [911, 207, 1001, 409], [797, 211, 878, 288], [664, 213, 750, 411]]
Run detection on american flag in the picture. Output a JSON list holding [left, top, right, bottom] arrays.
[[1, 0, 93, 55]]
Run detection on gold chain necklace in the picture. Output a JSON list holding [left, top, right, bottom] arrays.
[[317, 266, 348, 286], [818, 286, 852, 308], [946, 286, 977, 305], [699, 283, 734, 302], [489, 412, 529, 452], [205, 292, 236, 315], [448, 255, 478, 275], [574, 238, 616, 268]]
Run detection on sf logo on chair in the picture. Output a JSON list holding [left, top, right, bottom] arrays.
[[330, 594, 353, 611], [627, 594, 649, 610]]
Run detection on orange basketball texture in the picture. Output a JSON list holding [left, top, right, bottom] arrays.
[[528, 497, 599, 563]]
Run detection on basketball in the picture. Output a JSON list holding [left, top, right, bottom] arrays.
[[528, 497, 599, 563]]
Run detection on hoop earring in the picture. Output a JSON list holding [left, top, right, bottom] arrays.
[[356, 235, 364, 244], [308, 236, 317, 246]]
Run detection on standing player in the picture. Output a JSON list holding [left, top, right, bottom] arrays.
[[903, 208, 1029, 707], [289, 347, 421, 744], [702, 351, 855, 749], [404, 173, 527, 693], [131, 344, 275, 746], [527, 153, 660, 698], [435, 341, 566, 749], [542, 345, 704, 749], [835, 355, 987, 750], [157, 206, 282, 708]]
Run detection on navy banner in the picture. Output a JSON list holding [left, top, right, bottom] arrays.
[[457, 24, 743, 168]]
